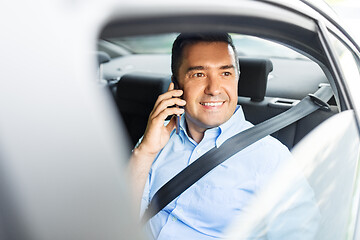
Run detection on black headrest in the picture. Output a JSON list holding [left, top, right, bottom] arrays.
[[116, 72, 171, 108], [238, 58, 273, 102]]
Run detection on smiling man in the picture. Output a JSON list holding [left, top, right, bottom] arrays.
[[129, 33, 319, 239], [174, 39, 239, 143]]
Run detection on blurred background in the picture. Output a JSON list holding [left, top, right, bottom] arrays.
[[325, 0, 360, 43]]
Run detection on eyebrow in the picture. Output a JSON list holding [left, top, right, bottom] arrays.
[[219, 64, 235, 70], [186, 64, 235, 73], [186, 66, 206, 72]]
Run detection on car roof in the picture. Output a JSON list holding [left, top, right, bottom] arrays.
[[103, 0, 338, 24], [101, 0, 359, 53]]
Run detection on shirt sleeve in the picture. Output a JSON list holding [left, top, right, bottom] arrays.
[[133, 135, 150, 218], [140, 169, 151, 218]]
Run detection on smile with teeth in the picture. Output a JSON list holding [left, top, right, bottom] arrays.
[[200, 102, 224, 107]]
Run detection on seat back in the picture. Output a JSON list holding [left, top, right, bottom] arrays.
[[237, 58, 337, 149], [114, 72, 171, 146], [112, 58, 337, 150], [238, 58, 273, 102]]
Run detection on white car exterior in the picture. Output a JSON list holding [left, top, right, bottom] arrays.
[[1, 0, 360, 239]]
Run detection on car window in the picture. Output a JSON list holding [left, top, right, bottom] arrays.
[[101, 33, 324, 100], [328, 32, 360, 113], [101, 31, 354, 240], [105, 33, 308, 60], [226, 110, 360, 240]]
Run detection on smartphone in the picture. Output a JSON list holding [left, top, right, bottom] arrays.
[[172, 77, 181, 135]]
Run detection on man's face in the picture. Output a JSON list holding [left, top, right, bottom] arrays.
[[177, 41, 239, 132]]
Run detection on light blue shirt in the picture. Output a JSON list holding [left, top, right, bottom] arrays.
[[140, 106, 319, 239]]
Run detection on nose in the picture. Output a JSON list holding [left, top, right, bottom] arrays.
[[204, 74, 221, 96]]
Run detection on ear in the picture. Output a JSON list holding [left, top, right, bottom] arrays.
[[171, 75, 180, 90]]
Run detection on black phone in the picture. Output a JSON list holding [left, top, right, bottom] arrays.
[[172, 77, 181, 135]]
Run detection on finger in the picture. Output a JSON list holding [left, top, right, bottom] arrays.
[[153, 81, 182, 108], [151, 98, 186, 118], [153, 89, 183, 109], [168, 82, 174, 91], [151, 107, 184, 124]]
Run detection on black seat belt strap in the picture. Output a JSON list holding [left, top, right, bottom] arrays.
[[142, 84, 333, 223]]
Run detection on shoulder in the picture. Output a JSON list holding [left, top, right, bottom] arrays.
[[235, 133, 292, 171], [232, 118, 291, 157], [256, 136, 293, 177], [256, 135, 291, 160], [260, 135, 290, 154]]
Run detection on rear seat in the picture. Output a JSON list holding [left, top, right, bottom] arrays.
[[238, 58, 338, 149], [113, 72, 171, 146], [112, 58, 338, 149]]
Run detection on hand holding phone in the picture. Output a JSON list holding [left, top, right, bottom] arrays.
[[172, 77, 183, 135], [137, 81, 185, 157]]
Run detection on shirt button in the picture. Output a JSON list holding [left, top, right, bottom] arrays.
[[196, 148, 201, 154], [172, 216, 177, 222]]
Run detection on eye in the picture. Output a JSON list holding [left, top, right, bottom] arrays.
[[222, 72, 232, 76], [193, 72, 205, 78]]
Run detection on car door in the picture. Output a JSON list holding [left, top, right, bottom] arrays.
[[227, 14, 360, 240]]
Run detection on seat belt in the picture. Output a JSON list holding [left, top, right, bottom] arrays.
[[142, 84, 333, 223]]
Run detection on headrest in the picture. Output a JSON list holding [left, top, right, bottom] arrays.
[[96, 51, 111, 65], [116, 72, 171, 107], [238, 58, 273, 102]]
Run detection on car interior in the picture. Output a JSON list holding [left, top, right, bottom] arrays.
[[97, 33, 338, 152], [96, 11, 358, 237], [3, 1, 360, 239]]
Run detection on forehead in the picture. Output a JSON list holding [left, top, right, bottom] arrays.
[[181, 41, 236, 69]]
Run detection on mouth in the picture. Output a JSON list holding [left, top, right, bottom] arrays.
[[200, 101, 225, 108]]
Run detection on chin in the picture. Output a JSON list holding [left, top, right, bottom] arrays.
[[201, 119, 227, 129]]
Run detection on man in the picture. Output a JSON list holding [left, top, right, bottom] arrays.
[[129, 33, 319, 239]]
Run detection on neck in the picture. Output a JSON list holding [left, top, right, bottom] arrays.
[[185, 118, 207, 144]]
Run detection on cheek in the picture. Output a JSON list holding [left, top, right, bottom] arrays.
[[223, 82, 238, 100], [183, 85, 201, 102], [230, 89, 238, 101]]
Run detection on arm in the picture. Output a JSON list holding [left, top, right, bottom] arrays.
[[128, 82, 186, 215]]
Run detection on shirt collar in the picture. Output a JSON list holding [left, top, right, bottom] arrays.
[[178, 113, 195, 145], [215, 105, 246, 147], [177, 105, 247, 147]]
